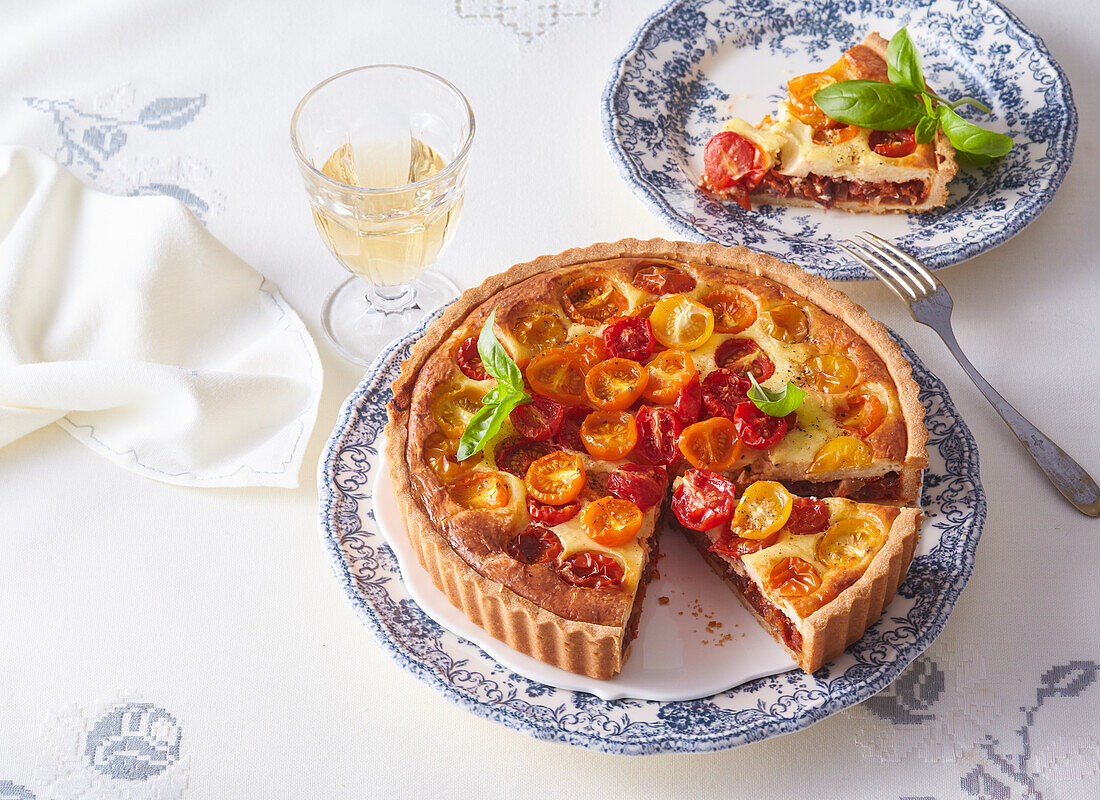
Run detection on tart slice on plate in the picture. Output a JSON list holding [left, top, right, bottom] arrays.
[[386, 239, 927, 679]]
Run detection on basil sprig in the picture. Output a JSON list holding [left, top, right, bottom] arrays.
[[456, 308, 530, 460], [747, 374, 806, 418], [811, 28, 1013, 162]]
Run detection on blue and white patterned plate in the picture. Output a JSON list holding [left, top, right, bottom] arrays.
[[602, 0, 1077, 280], [318, 309, 986, 753]]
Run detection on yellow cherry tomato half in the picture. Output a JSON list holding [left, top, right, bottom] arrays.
[[760, 303, 810, 343], [732, 480, 794, 539], [524, 451, 586, 505], [678, 417, 743, 471], [643, 349, 697, 403], [581, 496, 644, 546], [787, 72, 837, 129], [816, 516, 886, 569], [808, 435, 874, 474], [585, 357, 649, 411], [425, 432, 482, 483], [512, 307, 568, 354], [580, 410, 638, 461], [450, 470, 511, 509], [804, 353, 859, 393], [648, 295, 715, 350], [431, 384, 486, 439]]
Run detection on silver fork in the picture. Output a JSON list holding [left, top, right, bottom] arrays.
[[840, 232, 1100, 518]]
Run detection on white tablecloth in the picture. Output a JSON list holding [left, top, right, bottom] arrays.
[[1, 1, 1097, 797]]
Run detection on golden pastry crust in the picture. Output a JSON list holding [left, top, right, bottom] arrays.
[[386, 239, 927, 679]]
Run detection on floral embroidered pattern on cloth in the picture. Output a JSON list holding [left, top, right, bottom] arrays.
[[454, 0, 602, 41]]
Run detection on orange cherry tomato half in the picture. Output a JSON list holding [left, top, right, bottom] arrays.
[[869, 128, 917, 158], [561, 275, 627, 326], [804, 353, 859, 393], [564, 334, 609, 373], [632, 264, 697, 295], [643, 349, 698, 403], [787, 72, 838, 129], [808, 435, 874, 474], [580, 496, 644, 546], [840, 391, 885, 438], [677, 417, 743, 471], [450, 470, 511, 509], [649, 295, 715, 350], [585, 357, 649, 411], [760, 303, 810, 343], [525, 349, 588, 406], [431, 384, 486, 439], [580, 410, 638, 461], [813, 124, 861, 145], [767, 556, 822, 599], [425, 432, 482, 483], [524, 451, 586, 505], [816, 516, 885, 569], [701, 289, 757, 334]]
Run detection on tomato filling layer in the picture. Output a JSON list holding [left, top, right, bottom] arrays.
[[622, 537, 661, 653], [754, 171, 929, 209], [787, 471, 901, 503]]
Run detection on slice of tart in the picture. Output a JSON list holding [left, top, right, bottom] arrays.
[[700, 33, 958, 213]]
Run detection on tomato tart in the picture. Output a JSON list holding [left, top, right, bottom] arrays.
[[386, 239, 926, 679], [700, 33, 958, 212]]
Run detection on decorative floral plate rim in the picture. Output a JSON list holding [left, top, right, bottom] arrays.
[[601, 0, 1078, 280], [317, 307, 987, 754]]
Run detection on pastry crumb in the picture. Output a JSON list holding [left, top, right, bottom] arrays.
[[658, 596, 670, 605]]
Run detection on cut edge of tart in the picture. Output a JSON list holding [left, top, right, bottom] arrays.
[[385, 238, 927, 680]]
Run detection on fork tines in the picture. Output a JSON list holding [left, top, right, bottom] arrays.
[[839, 233, 939, 302]]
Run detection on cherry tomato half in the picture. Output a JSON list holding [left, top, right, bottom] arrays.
[[732, 401, 789, 449], [511, 306, 568, 354], [703, 131, 767, 192], [494, 437, 555, 478], [508, 524, 563, 565], [635, 405, 684, 467], [559, 551, 625, 589], [581, 496, 644, 546], [715, 337, 776, 381], [431, 384, 486, 439], [450, 470, 511, 509], [607, 464, 668, 511], [456, 335, 488, 381], [425, 432, 482, 483], [565, 334, 609, 373], [509, 395, 564, 441], [527, 496, 580, 525], [702, 368, 753, 421], [869, 128, 917, 158], [643, 349, 697, 404], [788, 72, 837, 129], [760, 303, 810, 343], [785, 497, 831, 535], [524, 451, 586, 505], [603, 317, 656, 362], [649, 294, 715, 350], [767, 556, 822, 599], [701, 290, 757, 334], [840, 391, 885, 438], [812, 124, 860, 145], [580, 410, 638, 461], [632, 263, 696, 295], [552, 405, 589, 452], [804, 353, 858, 394], [816, 516, 885, 568], [526, 349, 587, 406], [561, 275, 627, 325], [808, 435, 873, 474], [678, 417, 743, 471], [671, 469, 738, 531], [710, 530, 780, 560], [674, 374, 703, 425], [585, 357, 649, 411], [732, 480, 794, 539]]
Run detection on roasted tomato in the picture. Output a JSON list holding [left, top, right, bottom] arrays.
[[766, 556, 822, 598], [643, 349, 697, 404], [787, 72, 838, 129], [552, 405, 589, 452], [494, 437, 555, 478], [732, 480, 794, 539], [632, 263, 696, 295], [840, 391, 885, 438], [603, 317, 656, 362], [714, 337, 776, 381], [732, 401, 789, 449], [710, 530, 780, 560], [456, 335, 488, 381], [678, 417, 743, 471], [635, 405, 684, 467], [580, 496, 644, 546], [527, 496, 580, 525], [785, 497, 831, 535], [702, 368, 753, 421], [808, 435, 873, 474], [703, 131, 767, 199], [508, 523, 563, 565], [585, 357, 649, 411], [424, 432, 482, 483], [564, 334, 609, 373], [701, 289, 757, 334], [559, 551, 625, 589], [760, 303, 809, 343], [561, 274, 627, 325], [649, 295, 715, 350], [607, 463, 668, 511], [525, 349, 588, 406], [431, 384, 486, 439], [671, 469, 738, 531], [804, 353, 858, 393], [524, 451, 586, 505], [509, 395, 564, 441], [580, 409, 638, 461], [817, 516, 885, 568], [450, 470, 511, 509], [674, 374, 703, 425], [813, 124, 860, 145], [512, 305, 568, 354], [869, 128, 917, 158]]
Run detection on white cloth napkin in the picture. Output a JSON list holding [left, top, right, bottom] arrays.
[[0, 146, 321, 488]]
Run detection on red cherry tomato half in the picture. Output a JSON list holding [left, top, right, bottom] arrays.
[[635, 405, 684, 467], [552, 405, 589, 452], [494, 437, 555, 478], [509, 395, 564, 441], [507, 524, 564, 565], [785, 497, 831, 534], [674, 374, 703, 425], [456, 335, 488, 381], [710, 530, 780, 560], [732, 401, 789, 449], [559, 551, 625, 589], [603, 317, 656, 362], [671, 469, 738, 531], [702, 368, 753, 420], [869, 128, 917, 158], [607, 463, 668, 511], [703, 131, 767, 191], [715, 338, 776, 381], [527, 496, 580, 525]]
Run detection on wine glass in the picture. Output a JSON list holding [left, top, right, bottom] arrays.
[[291, 65, 474, 364]]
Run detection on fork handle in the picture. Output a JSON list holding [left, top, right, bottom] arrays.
[[934, 325, 1100, 517]]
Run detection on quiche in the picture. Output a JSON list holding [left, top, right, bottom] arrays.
[[386, 239, 926, 679], [700, 33, 958, 212]]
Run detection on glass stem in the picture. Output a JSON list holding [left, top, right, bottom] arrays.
[[364, 282, 417, 313]]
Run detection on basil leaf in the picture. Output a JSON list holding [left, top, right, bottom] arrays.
[[812, 80, 926, 130], [914, 115, 938, 144], [887, 28, 925, 94], [956, 150, 996, 167], [948, 96, 992, 114], [936, 105, 1013, 157], [747, 374, 806, 418], [456, 393, 526, 461], [476, 308, 523, 390]]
